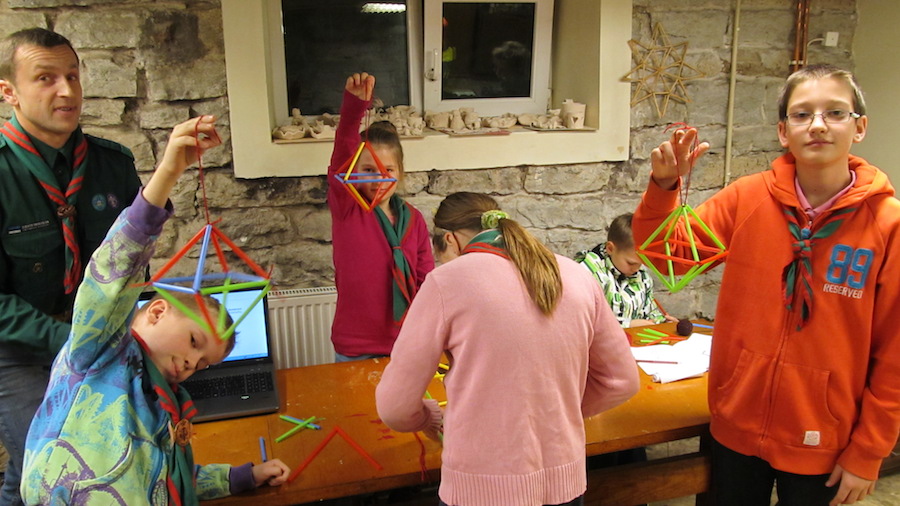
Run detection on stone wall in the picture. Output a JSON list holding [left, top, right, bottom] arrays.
[[0, 0, 858, 320]]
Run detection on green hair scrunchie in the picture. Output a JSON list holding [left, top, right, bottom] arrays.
[[481, 210, 509, 229]]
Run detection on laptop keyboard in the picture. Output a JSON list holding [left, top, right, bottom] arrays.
[[184, 371, 274, 399]]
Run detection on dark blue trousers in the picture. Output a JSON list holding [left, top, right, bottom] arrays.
[[711, 437, 837, 505]]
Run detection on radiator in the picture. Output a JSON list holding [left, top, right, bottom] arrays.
[[267, 287, 337, 369]]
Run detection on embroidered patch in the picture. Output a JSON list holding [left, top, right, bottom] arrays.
[[6, 220, 51, 235], [91, 193, 107, 211], [107, 193, 120, 209], [803, 430, 821, 446]]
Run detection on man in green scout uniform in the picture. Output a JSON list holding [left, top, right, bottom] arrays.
[[0, 28, 141, 505]]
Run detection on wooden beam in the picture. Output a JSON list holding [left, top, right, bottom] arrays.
[[585, 453, 710, 505]]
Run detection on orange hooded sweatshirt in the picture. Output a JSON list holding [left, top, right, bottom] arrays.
[[634, 154, 900, 480]]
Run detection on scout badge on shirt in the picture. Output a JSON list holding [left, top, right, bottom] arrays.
[[636, 124, 728, 292]]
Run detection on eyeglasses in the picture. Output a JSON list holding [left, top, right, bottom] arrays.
[[785, 110, 861, 126]]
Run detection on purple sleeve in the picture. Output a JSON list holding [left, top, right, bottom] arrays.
[[329, 90, 370, 175], [228, 462, 257, 495], [125, 187, 174, 237]]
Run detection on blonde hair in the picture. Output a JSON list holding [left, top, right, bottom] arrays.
[[138, 291, 237, 355], [434, 192, 562, 315]]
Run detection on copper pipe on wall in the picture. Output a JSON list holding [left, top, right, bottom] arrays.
[[791, 0, 811, 72]]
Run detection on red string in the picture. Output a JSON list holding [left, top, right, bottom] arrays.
[[413, 432, 428, 481], [194, 117, 213, 224], [664, 122, 700, 206]]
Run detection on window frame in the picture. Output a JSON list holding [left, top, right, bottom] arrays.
[[423, 0, 554, 116], [221, 0, 632, 178]]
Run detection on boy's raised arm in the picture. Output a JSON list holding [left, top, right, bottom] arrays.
[[67, 116, 222, 369]]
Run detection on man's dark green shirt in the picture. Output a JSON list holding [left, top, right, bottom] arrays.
[[0, 128, 141, 355]]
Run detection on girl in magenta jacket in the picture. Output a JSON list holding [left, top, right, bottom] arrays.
[[327, 73, 434, 361]]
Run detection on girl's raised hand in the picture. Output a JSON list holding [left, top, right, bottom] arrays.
[[345, 72, 375, 101], [649, 127, 709, 191]]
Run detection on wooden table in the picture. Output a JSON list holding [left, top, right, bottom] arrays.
[[194, 322, 713, 505]]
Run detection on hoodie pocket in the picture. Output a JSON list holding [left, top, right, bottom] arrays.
[[68, 435, 140, 503], [769, 363, 841, 449], [713, 348, 771, 434]]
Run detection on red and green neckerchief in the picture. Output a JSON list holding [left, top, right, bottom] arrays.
[[462, 229, 509, 259], [136, 334, 200, 506], [374, 195, 417, 325], [782, 206, 854, 330], [0, 115, 88, 293]]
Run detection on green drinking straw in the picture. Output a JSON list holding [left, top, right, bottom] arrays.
[[276, 416, 317, 443], [279, 415, 321, 430]]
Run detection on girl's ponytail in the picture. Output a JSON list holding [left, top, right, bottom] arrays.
[[434, 192, 562, 315]]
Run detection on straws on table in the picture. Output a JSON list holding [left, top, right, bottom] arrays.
[[276, 416, 318, 442], [286, 425, 382, 484], [259, 436, 268, 462]]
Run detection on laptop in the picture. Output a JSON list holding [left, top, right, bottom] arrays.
[[137, 287, 280, 422]]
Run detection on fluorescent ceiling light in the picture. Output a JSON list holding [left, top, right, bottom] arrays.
[[361, 2, 406, 13]]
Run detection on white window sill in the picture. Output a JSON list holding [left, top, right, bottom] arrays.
[[222, 0, 632, 178]]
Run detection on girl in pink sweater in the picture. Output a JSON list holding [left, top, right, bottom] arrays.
[[376, 192, 639, 506], [327, 73, 434, 361]]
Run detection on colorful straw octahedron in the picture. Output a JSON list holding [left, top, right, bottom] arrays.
[[148, 222, 271, 341], [333, 141, 397, 212], [141, 117, 272, 341], [637, 205, 728, 293], [636, 123, 728, 293]]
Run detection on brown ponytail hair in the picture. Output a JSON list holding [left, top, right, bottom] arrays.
[[434, 192, 562, 315]]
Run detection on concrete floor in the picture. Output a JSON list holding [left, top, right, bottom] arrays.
[[647, 438, 900, 506]]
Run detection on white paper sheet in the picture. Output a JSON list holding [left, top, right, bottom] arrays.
[[631, 333, 712, 383]]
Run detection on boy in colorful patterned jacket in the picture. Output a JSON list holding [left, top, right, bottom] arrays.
[[20, 116, 290, 505], [575, 213, 677, 328]]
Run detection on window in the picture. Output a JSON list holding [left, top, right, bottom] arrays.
[[221, 0, 632, 178], [280, 1, 419, 115], [277, 0, 550, 117], [424, 0, 553, 115]]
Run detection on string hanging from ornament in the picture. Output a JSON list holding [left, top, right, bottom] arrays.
[[145, 116, 272, 341], [333, 94, 398, 212], [636, 123, 728, 293]]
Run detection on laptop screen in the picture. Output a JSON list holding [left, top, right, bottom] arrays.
[[136, 288, 270, 362]]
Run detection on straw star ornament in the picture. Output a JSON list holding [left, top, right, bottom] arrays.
[[623, 23, 705, 118]]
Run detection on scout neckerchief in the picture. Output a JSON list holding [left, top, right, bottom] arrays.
[[462, 229, 509, 259], [782, 206, 854, 330], [0, 115, 88, 293], [374, 195, 416, 325], [135, 333, 199, 506]]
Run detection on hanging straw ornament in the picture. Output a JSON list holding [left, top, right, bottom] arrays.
[[332, 97, 398, 212], [636, 123, 728, 292], [146, 116, 272, 341]]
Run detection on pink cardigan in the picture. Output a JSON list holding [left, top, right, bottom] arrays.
[[376, 252, 639, 506], [327, 91, 434, 356]]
